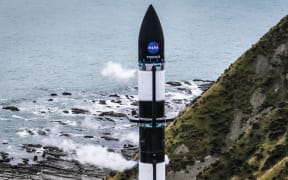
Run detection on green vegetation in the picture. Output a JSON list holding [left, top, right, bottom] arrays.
[[110, 15, 288, 180], [166, 15, 288, 179]]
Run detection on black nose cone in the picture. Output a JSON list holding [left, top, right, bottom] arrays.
[[139, 4, 164, 41], [138, 4, 164, 66]]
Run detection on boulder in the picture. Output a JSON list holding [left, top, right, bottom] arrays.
[[2, 106, 19, 112], [62, 92, 72, 96], [71, 108, 90, 114]]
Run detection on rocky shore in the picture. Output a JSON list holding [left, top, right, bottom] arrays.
[[0, 80, 213, 179]]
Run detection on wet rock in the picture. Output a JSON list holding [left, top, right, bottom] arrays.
[[183, 81, 192, 85], [22, 144, 42, 153], [2, 158, 110, 179], [33, 100, 37, 103], [37, 130, 47, 136], [22, 158, 29, 165], [60, 133, 71, 137], [109, 94, 120, 98], [27, 129, 35, 136], [101, 136, 119, 141], [48, 99, 53, 102], [99, 111, 126, 117], [2, 106, 19, 112], [40, 111, 46, 114], [121, 144, 138, 160], [2, 140, 8, 145], [104, 117, 115, 122], [33, 156, 38, 162], [177, 87, 192, 94], [62, 92, 72, 96], [84, 135, 94, 139], [63, 110, 69, 114], [99, 100, 106, 105], [111, 99, 121, 104], [50, 93, 58, 96], [71, 108, 90, 114], [131, 110, 137, 116], [50, 120, 67, 125], [166, 81, 182, 86], [108, 149, 115, 152], [131, 101, 138, 106], [102, 132, 111, 135], [43, 146, 67, 158]]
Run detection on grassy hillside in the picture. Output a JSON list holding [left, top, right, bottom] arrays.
[[109, 15, 288, 180], [166, 15, 288, 179]]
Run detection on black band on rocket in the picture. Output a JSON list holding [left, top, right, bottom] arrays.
[[139, 101, 165, 118], [139, 126, 165, 163]]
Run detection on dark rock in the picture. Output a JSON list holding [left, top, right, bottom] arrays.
[[32, 100, 37, 103], [40, 111, 46, 114], [104, 117, 115, 122], [101, 136, 119, 141], [131, 101, 138, 106], [131, 110, 137, 116], [60, 133, 71, 137], [23, 144, 42, 149], [99, 100, 106, 105], [63, 110, 69, 114], [121, 145, 138, 160], [50, 120, 67, 125], [107, 149, 115, 152], [48, 99, 53, 102], [33, 156, 38, 162], [2, 106, 19, 112], [92, 100, 96, 103], [109, 94, 120, 98], [111, 99, 121, 104], [27, 130, 35, 136], [37, 130, 47, 136], [102, 132, 111, 135], [43, 146, 66, 158], [22, 158, 29, 164], [71, 108, 90, 114], [166, 81, 182, 86], [62, 92, 72, 96], [193, 79, 215, 83], [177, 87, 192, 94], [99, 111, 126, 117], [84, 135, 94, 139], [50, 93, 58, 96], [183, 81, 192, 85]]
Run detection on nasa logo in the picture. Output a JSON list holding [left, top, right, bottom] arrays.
[[147, 41, 159, 54]]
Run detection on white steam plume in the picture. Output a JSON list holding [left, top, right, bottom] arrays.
[[101, 61, 135, 83], [42, 138, 136, 171]]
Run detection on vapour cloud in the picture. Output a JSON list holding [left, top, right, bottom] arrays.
[[42, 138, 137, 171], [101, 61, 136, 83]]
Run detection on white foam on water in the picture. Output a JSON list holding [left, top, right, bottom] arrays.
[[42, 138, 136, 171], [81, 116, 102, 130], [119, 131, 139, 144], [16, 129, 30, 137], [101, 61, 136, 83]]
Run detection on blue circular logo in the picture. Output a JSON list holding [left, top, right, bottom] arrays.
[[147, 41, 159, 54]]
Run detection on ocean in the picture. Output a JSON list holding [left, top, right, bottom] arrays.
[[0, 0, 287, 171]]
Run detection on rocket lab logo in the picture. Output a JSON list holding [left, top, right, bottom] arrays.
[[147, 41, 159, 54]]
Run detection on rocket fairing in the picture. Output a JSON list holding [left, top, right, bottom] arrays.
[[138, 4, 165, 180]]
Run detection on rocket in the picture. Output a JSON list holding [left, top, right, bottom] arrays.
[[138, 4, 165, 180]]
